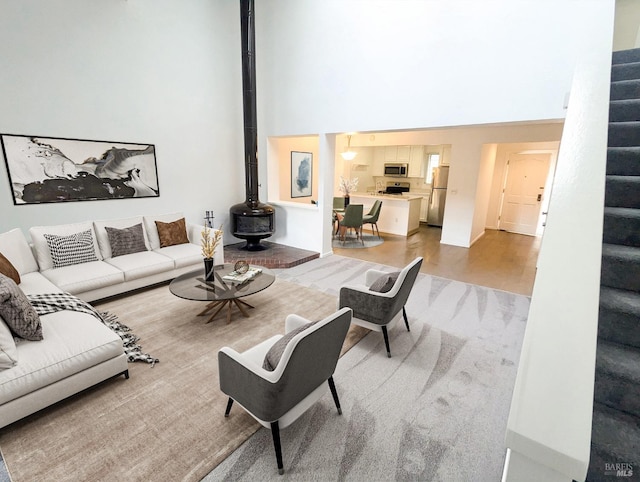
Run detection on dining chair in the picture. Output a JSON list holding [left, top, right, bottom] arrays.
[[363, 200, 382, 238], [338, 204, 364, 244]]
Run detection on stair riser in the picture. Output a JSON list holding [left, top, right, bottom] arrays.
[[611, 81, 640, 101], [601, 257, 640, 291], [598, 309, 640, 349], [594, 372, 640, 419], [603, 215, 640, 247], [613, 49, 640, 65], [611, 62, 640, 82], [605, 180, 640, 208], [609, 101, 640, 122], [608, 123, 640, 147], [607, 150, 640, 176]]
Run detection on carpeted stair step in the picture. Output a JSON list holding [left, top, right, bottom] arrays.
[[599, 287, 640, 349], [610, 79, 640, 101], [609, 100, 640, 122], [608, 122, 640, 147], [603, 207, 640, 247], [605, 175, 640, 208], [588, 403, 640, 481], [613, 48, 640, 65], [607, 147, 640, 176], [601, 243, 640, 291], [611, 61, 640, 82], [594, 339, 640, 418]]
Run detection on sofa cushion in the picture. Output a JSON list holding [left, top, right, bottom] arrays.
[[17, 272, 63, 296], [0, 309, 124, 405], [155, 243, 201, 269], [0, 229, 39, 275], [0, 318, 18, 370], [105, 251, 175, 282], [0, 274, 43, 341], [40, 261, 124, 295], [143, 213, 185, 250], [155, 218, 189, 248], [30, 222, 102, 271], [0, 252, 20, 285], [105, 223, 147, 258], [93, 216, 150, 259], [44, 230, 100, 268]]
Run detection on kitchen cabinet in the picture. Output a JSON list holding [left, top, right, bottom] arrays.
[[441, 144, 452, 166], [408, 146, 424, 178], [373, 147, 385, 176], [420, 195, 429, 222], [396, 146, 410, 162]]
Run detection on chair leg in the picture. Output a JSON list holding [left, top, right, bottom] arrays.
[[224, 397, 234, 417], [403, 306, 410, 332], [381, 326, 391, 358], [327, 376, 342, 415], [270, 421, 285, 475], [360, 226, 364, 245], [375, 222, 380, 238]]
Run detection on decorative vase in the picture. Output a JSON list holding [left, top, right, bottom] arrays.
[[204, 258, 215, 282], [344, 195, 350, 207]]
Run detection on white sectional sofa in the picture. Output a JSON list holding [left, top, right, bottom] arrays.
[[0, 212, 224, 428]]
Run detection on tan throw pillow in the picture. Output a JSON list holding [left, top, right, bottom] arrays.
[[262, 321, 317, 371], [0, 252, 20, 285], [0, 274, 42, 341], [369, 271, 401, 293], [155, 218, 189, 248]]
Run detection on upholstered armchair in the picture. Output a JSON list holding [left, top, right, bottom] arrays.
[[339, 257, 423, 357], [218, 307, 352, 475], [363, 200, 382, 238]]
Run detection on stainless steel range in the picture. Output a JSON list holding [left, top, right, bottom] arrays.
[[380, 181, 410, 195]]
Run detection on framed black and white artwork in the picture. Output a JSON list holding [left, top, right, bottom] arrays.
[[291, 151, 312, 198], [1, 134, 159, 205]]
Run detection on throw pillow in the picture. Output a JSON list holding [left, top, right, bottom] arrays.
[[105, 223, 147, 258], [43, 230, 99, 268], [0, 274, 43, 341], [263, 321, 317, 371], [155, 218, 189, 248], [0, 251, 20, 285], [370, 271, 401, 293], [0, 317, 18, 369]]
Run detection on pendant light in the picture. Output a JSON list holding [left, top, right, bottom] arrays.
[[341, 135, 357, 161]]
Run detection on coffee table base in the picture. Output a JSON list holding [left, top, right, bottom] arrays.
[[197, 298, 255, 324]]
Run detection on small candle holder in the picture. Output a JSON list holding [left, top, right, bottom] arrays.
[[204, 210, 215, 228]]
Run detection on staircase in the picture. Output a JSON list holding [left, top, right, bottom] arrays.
[[588, 48, 640, 481]]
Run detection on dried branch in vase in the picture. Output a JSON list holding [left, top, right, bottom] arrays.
[[201, 224, 223, 259]]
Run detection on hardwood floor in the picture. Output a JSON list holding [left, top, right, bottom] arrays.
[[333, 224, 541, 296]]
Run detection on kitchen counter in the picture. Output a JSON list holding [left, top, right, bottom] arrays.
[[348, 193, 423, 236]]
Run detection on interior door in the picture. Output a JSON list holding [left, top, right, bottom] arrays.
[[500, 154, 551, 236]]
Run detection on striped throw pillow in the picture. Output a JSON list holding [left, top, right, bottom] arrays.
[[43, 230, 99, 268]]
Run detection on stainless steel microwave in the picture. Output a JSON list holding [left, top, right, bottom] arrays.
[[384, 163, 408, 177]]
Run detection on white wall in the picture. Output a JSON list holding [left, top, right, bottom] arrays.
[[0, 0, 243, 240], [471, 144, 498, 244], [254, 0, 611, 248]]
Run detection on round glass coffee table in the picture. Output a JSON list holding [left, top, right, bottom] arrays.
[[170, 263, 275, 324]]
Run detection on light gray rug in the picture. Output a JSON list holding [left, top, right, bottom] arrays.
[[203, 255, 530, 481], [332, 234, 384, 249]]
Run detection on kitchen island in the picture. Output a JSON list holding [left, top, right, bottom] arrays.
[[348, 193, 423, 236]]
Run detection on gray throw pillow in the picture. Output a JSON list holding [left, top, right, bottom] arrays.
[[370, 271, 401, 293], [0, 273, 43, 341], [43, 230, 98, 268], [105, 223, 147, 258], [263, 321, 317, 371]]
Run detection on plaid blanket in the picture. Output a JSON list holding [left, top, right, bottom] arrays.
[[27, 292, 159, 366]]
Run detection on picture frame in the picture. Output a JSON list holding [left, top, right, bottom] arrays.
[[291, 151, 312, 198], [1, 133, 159, 205]]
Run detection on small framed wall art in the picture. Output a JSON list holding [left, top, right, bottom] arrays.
[[1, 134, 159, 205], [291, 151, 312, 198]]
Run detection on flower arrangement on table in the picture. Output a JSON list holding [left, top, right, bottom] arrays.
[[201, 224, 223, 259], [338, 176, 359, 196]]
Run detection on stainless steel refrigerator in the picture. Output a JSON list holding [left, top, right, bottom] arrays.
[[427, 166, 449, 226]]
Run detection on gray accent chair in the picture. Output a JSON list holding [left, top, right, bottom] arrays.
[[339, 257, 423, 357], [218, 307, 352, 475], [363, 200, 382, 238]]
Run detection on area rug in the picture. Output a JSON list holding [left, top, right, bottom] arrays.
[[204, 255, 531, 480], [0, 278, 367, 482], [332, 233, 384, 249]]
